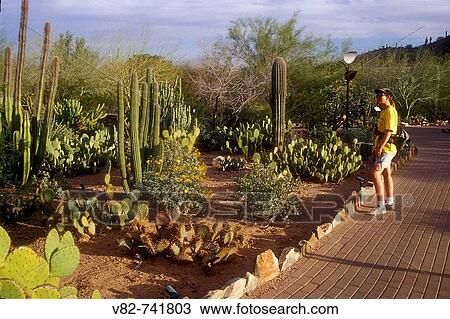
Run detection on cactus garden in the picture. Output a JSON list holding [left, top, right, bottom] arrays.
[[0, 0, 434, 299]]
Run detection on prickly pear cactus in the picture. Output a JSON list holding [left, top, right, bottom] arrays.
[[0, 226, 11, 264], [32, 286, 61, 299], [49, 245, 80, 277], [119, 219, 246, 268], [0, 226, 99, 299], [0, 279, 26, 298], [45, 229, 60, 261], [0, 247, 50, 290]]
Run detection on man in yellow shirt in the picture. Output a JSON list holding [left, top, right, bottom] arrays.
[[371, 88, 398, 215]]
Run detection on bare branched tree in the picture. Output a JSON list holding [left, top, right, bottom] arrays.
[[189, 43, 266, 127]]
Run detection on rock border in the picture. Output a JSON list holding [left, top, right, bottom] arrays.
[[203, 144, 418, 299]]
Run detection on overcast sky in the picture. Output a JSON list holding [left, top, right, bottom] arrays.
[[1, 0, 449, 61]]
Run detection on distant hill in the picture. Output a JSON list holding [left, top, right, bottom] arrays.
[[356, 35, 450, 62], [423, 34, 450, 55]]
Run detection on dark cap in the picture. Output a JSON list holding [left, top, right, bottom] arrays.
[[374, 88, 394, 97]]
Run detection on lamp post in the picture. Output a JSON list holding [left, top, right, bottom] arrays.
[[341, 51, 358, 129]]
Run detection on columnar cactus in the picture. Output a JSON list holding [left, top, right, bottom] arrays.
[[11, 0, 28, 135], [117, 70, 162, 191], [2, 47, 13, 130], [31, 56, 60, 178], [271, 57, 287, 149], [117, 81, 130, 192], [130, 73, 143, 186], [0, 0, 60, 185], [33, 22, 51, 122], [150, 82, 161, 157]]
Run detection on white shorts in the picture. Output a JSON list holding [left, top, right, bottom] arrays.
[[375, 152, 396, 170]]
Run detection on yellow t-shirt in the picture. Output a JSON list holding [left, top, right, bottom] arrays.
[[375, 105, 398, 154]]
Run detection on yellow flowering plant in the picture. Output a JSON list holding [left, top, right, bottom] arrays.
[[142, 140, 207, 214]]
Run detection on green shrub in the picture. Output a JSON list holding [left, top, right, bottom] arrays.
[[237, 162, 300, 222]]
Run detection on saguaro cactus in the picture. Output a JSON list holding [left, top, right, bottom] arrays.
[[271, 57, 287, 149]]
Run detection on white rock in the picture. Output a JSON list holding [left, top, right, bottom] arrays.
[[279, 247, 301, 272], [244, 272, 259, 294], [204, 289, 225, 299], [222, 277, 247, 299]]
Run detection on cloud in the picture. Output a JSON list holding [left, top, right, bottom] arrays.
[[1, 0, 449, 59]]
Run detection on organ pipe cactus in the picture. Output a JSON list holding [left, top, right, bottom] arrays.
[[11, 0, 28, 135], [117, 81, 130, 192], [130, 73, 143, 186], [0, 0, 60, 185], [2, 47, 13, 130], [117, 70, 162, 191], [271, 57, 287, 149], [150, 82, 161, 157], [116, 68, 197, 191]]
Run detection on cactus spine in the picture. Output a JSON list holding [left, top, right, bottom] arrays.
[[271, 57, 287, 149]]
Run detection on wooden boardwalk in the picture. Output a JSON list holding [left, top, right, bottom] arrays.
[[250, 127, 450, 299]]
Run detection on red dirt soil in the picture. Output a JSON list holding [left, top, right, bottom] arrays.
[[3, 152, 369, 298]]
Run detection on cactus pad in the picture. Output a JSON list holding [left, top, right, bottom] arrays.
[[59, 286, 78, 298], [40, 188, 55, 204], [49, 246, 80, 277], [45, 229, 60, 261], [91, 289, 102, 299], [46, 276, 60, 287], [59, 231, 75, 249], [32, 286, 61, 299], [0, 247, 49, 290], [0, 279, 26, 298], [88, 222, 96, 236], [0, 226, 11, 264]]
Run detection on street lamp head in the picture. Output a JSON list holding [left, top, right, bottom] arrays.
[[343, 51, 358, 64]]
